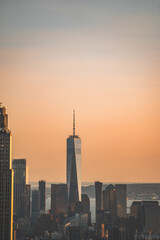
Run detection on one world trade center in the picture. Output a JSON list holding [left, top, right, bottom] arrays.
[[66, 110, 81, 214]]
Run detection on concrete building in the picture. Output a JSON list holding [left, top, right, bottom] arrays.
[[12, 158, 27, 219], [0, 105, 13, 240], [51, 184, 68, 217], [67, 110, 81, 214], [39, 180, 46, 212]]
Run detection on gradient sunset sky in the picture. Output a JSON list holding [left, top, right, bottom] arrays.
[[1, 0, 160, 182]]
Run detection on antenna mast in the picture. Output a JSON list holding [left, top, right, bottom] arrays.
[[73, 109, 75, 136]]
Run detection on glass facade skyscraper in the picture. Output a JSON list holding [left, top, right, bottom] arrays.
[[67, 110, 81, 213], [0, 105, 13, 240], [39, 180, 46, 212], [12, 159, 27, 219]]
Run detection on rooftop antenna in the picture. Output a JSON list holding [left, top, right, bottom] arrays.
[[73, 109, 75, 136]]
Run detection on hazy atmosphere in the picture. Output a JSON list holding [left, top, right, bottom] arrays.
[[1, 0, 160, 182]]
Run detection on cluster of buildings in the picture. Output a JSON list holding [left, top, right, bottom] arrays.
[[1, 105, 160, 240], [95, 182, 160, 239], [0, 106, 90, 240]]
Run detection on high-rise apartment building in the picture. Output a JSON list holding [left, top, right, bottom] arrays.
[[0, 105, 13, 240], [67, 110, 81, 213], [39, 180, 46, 212], [12, 159, 27, 219], [51, 184, 68, 217]]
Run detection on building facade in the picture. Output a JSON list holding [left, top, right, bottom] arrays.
[[0, 106, 13, 240], [67, 110, 81, 214], [32, 190, 40, 226], [39, 180, 46, 212], [95, 181, 103, 236], [12, 158, 27, 219], [115, 184, 127, 218], [51, 184, 68, 217], [103, 184, 117, 217], [26, 184, 31, 218]]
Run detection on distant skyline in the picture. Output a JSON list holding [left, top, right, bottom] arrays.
[[1, 0, 160, 182]]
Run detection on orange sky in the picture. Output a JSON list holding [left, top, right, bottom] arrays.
[[1, 0, 160, 182]]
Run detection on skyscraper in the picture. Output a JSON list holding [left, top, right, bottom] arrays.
[[32, 190, 40, 212], [12, 159, 27, 219], [95, 181, 103, 213], [26, 184, 31, 218], [32, 190, 40, 226], [39, 180, 46, 212], [67, 110, 81, 213], [0, 105, 13, 240], [95, 181, 103, 235], [82, 194, 91, 224], [51, 184, 68, 217], [115, 184, 127, 218], [103, 184, 117, 217]]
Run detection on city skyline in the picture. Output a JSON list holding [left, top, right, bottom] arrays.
[[1, 103, 160, 184], [1, 0, 160, 182]]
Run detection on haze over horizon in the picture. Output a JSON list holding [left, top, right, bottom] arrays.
[[1, 0, 160, 182]]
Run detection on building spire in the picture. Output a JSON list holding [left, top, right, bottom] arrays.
[[73, 109, 75, 136]]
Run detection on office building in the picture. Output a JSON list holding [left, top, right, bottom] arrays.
[[82, 194, 91, 224], [32, 190, 40, 226], [26, 184, 31, 218], [32, 189, 40, 212], [81, 194, 90, 214], [0, 105, 13, 240], [67, 110, 81, 214], [12, 158, 27, 219], [135, 201, 160, 234], [115, 184, 127, 218], [130, 201, 141, 219], [51, 184, 68, 217], [95, 181, 103, 235], [39, 180, 46, 212], [95, 181, 103, 212], [103, 184, 117, 217], [75, 201, 83, 214]]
